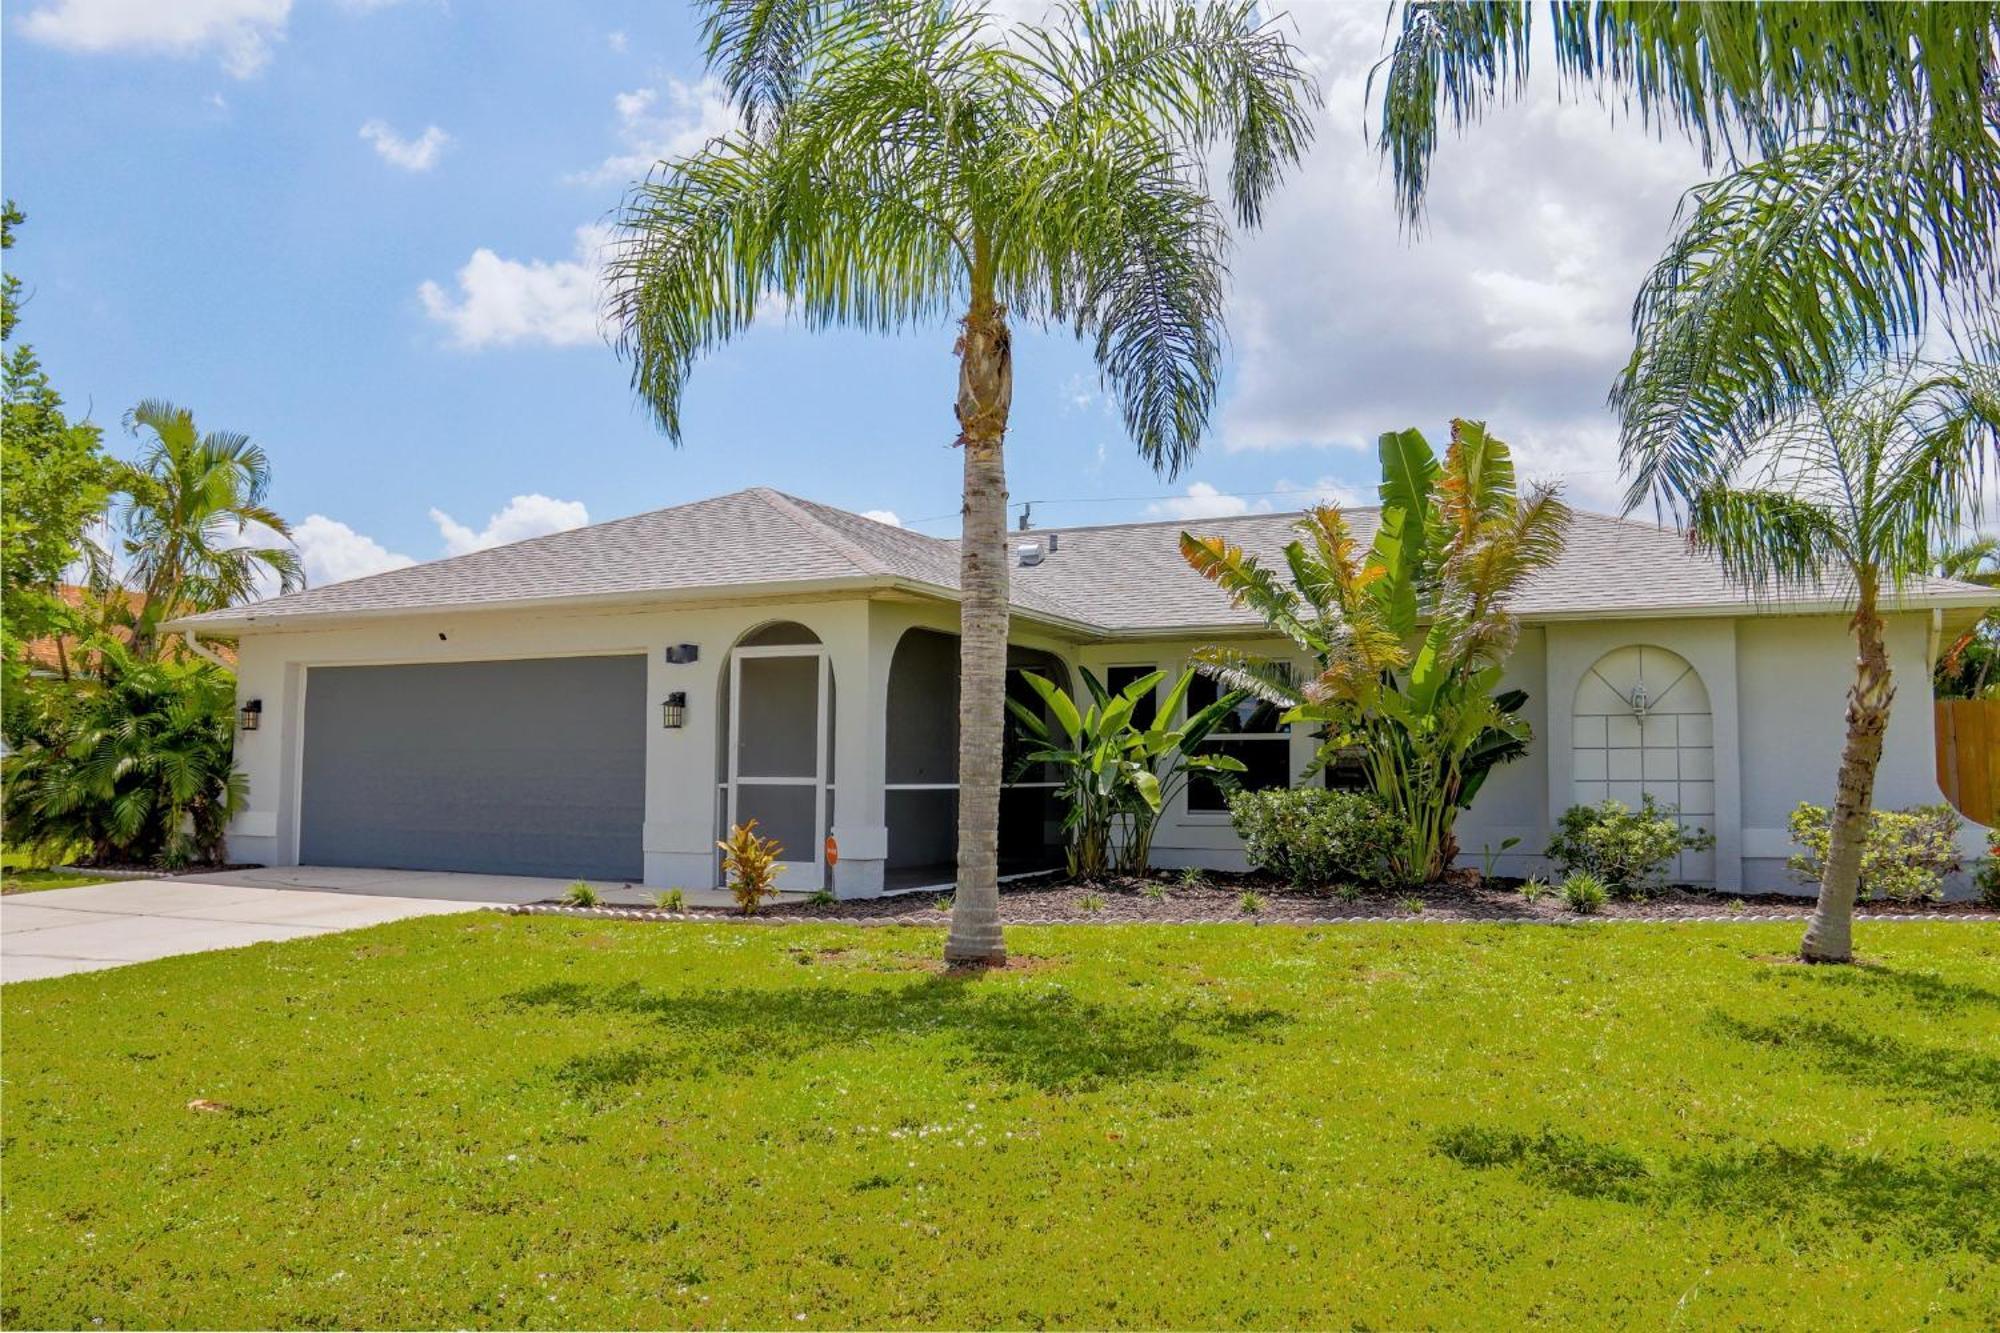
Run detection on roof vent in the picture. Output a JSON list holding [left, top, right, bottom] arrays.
[[1016, 541, 1044, 567], [1046, 533, 1060, 553]]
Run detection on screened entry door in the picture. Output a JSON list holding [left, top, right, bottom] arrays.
[[728, 646, 828, 887]]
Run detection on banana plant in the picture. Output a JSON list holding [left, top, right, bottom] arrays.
[[1180, 420, 1569, 885], [1008, 667, 1246, 878]]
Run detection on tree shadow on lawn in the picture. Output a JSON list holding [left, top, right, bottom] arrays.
[[503, 974, 1288, 1097], [1800, 960, 2000, 1016], [1706, 1012, 2000, 1116], [1435, 1124, 2000, 1259]]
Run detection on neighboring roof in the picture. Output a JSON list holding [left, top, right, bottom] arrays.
[[174, 487, 1999, 637], [21, 586, 237, 672]]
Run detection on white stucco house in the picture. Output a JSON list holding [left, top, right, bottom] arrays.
[[171, 487, 1996, 897]]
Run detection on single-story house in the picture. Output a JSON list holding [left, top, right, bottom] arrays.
[[171, 487, 1996, 897]]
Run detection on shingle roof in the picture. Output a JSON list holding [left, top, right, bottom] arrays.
[[176, 487, 1995, 635]]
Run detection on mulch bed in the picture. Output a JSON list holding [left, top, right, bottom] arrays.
[[509, 868, 2000, 925], [49, 862, 260, 880]]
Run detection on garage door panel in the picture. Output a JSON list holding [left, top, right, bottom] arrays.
[[300, 656, 646, 880]]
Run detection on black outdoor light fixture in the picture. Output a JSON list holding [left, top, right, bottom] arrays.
[[239, 698, 263, 731], [661, 691, 688, 729]]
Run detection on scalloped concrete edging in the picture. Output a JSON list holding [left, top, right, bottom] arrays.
[[495, 903, 2000, 927]]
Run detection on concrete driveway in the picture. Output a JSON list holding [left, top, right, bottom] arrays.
[[0, 874, 502, 982], [1, 866, 776, 983]]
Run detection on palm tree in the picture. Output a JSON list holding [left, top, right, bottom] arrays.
[[113, 399, 301, 657], [1182, 421, 1570, 884], [1369, 3, 2000, 505], [608, 0, 1318, 964], [1684, 358, 2000, 962]]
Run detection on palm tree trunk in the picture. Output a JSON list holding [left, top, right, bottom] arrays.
[[944, 265, 1013, 967], [1800, 575, 1894, 963]]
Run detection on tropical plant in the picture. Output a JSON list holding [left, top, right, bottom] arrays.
[[1787, 801, 1965, 905], [1559, 871, 1608, 916], [1182, 420, 1570, 885], [718, 819, 785, 915], [109, 400, 302, 656], [1546, 796, 1713, 899], [1371, 3, 2000, 507], [608, 0, 1318, 964], [1227, 788, 1399, 891], [1684, 356, 1998, 960], [1933, 535, 1999, 699], [1, 638, 243, 867], [1008, 667, 1246, 878], [1976, 830, 2000, 909]]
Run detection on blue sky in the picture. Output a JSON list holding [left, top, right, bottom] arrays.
[[6, 1, 1714, 588]]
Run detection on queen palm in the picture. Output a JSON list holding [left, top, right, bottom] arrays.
[[609, 0, 1317, 963], [1685, 357, 1999, 963], [113, 399, 302, 657], [1370, 3, 2000, 502]]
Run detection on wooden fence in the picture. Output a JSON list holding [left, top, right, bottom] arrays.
[[1935, 699, 1999, 827]]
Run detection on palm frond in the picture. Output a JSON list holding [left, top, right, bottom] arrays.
[[1616, 128, 2000, 514]]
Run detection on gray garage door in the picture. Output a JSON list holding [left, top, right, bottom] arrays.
[[300, 656, 646, 880]]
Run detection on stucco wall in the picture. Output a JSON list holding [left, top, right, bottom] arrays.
[[223, 592, 1079, 898], [223, 594, 1972, 897]]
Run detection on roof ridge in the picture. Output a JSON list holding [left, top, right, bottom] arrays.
[[750, 488, 892, 577]]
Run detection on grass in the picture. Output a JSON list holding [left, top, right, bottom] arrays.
[[0, 846, 112, 895], [4, 918, 1997, 1328]]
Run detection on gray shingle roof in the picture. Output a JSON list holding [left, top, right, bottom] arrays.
[[177, 487, 1995, 635]]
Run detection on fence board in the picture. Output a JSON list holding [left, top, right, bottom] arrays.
[[1936, 699, 1999, 827]]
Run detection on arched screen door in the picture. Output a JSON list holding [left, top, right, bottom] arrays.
[[728, 645, 828, 888]]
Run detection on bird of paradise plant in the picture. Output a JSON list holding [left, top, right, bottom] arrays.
[[1180, 421, 1570, 885]]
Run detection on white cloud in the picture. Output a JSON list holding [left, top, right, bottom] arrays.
[[572, 77, 739, 185], [1271, 477, 1363, 510], [16, 0, 291, 77], [291, 514, 416, 586], [1212, 7, 1710, 515], [418, 225, 611, 349], [360, 119, 451, 172], [607, 30, 628, 53], [860, 509, 902, 527], [1146, 483, 1258, 521], [428, 494, 590, 556]]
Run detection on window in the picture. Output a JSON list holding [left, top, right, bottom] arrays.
[[1322, 744, 1370, 791], [1185, 670, 1292, 812], [1104, 664, 1159, 730]]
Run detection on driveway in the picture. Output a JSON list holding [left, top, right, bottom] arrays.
[[0, 875, 496, 982], [2, 866, 789, 982]]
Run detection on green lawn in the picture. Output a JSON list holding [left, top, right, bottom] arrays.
[[3, 918, 1995, 1329], [0, 843, 110, 894]]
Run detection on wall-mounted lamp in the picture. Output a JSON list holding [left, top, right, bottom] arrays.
[[664, 643, 701, 665], [1627, 683, 1651, 719], [239, 698, 263, 731], [661, 691, 688, 729]]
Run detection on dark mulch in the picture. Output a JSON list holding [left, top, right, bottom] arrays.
[[59, 861, 261, 878], [524, 868, 2000, 925]]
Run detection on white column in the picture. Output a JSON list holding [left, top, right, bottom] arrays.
[[646, 642, 723, 888], [824, 604, 892, 898]]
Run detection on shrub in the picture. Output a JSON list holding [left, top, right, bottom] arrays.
[[1077, 892, 1105, 915], [717, 819, 784, 915], [1546, 796, 1713, 897], [1977, 829, 2000, 908], [563, 881, 600, 907], [1786, 802, 1964, 903], [1560, 872, 1608, 915], [806, 887, 835, 907], [1, 645, 242, 868], [651, 888, 686, 912], [1518, 876, 1550, 902], [1239, 890, 1265, 915], [1228, 788, 1398, 890], [1143, 881, 1169, 902]]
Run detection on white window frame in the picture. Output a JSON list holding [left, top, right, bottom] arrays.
[[1179, 659, 1294, 824]]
